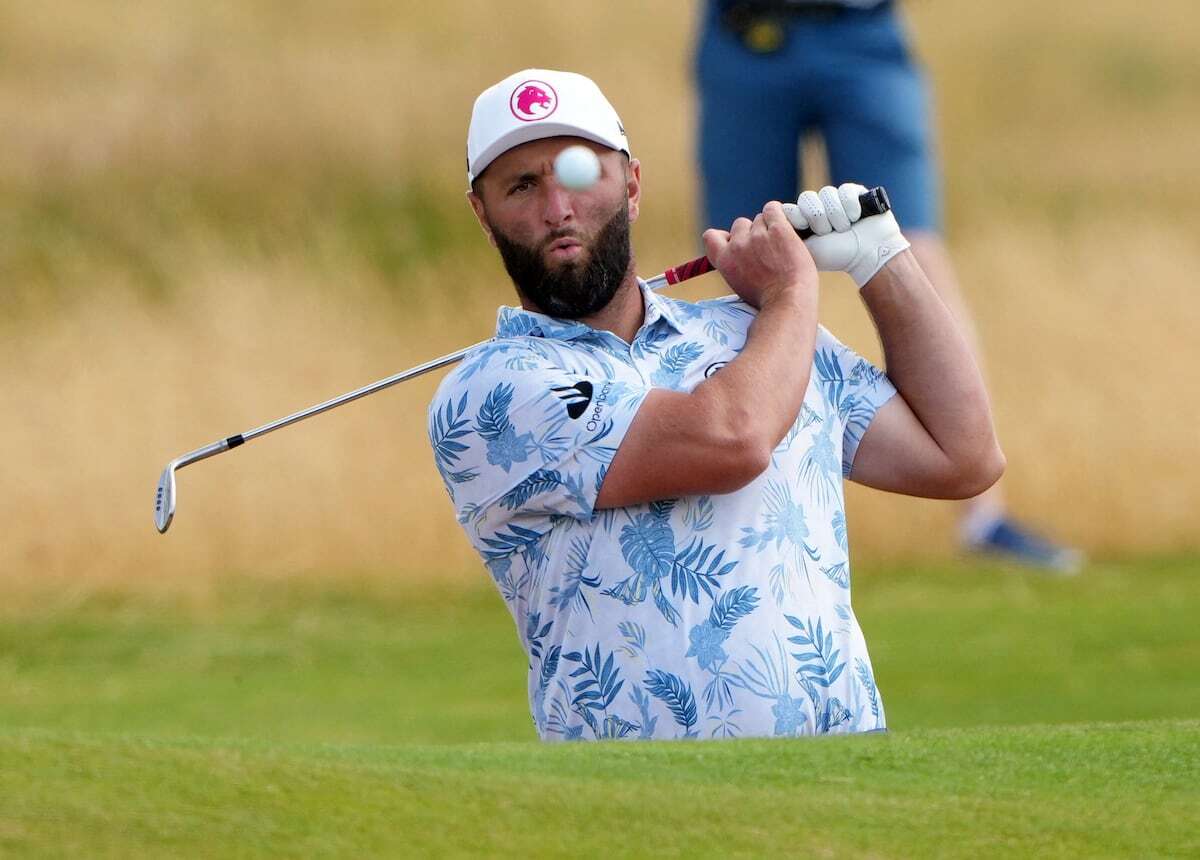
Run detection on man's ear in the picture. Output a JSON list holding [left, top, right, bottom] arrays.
[[625, 157, 642, 224], [466, 189, 497, 247]]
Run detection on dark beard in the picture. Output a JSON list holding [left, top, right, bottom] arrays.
[[491, 204, 632, 320]]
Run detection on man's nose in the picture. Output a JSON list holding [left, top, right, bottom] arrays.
[[542, 181, 574, 227]]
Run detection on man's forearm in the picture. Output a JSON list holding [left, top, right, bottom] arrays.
[[860, 251, 999, 466], [596, 204, 825, 508], [695, 287, 818, 461]]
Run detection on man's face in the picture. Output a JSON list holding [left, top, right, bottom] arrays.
[[468, 137, 641, 319]]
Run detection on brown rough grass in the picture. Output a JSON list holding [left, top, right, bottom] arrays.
[[1, 0, 1197, 586]]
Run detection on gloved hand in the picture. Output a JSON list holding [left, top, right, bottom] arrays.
[[783, 183, 911, 288]]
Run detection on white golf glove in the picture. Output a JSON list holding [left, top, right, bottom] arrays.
[[783, 183, 910, 288]]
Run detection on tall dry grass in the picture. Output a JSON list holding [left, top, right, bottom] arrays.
[[2, 0, 1197, 587]]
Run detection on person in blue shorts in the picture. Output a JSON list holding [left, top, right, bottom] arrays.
[[695, 0, 1081, 571]]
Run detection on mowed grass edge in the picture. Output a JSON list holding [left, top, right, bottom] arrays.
[[2, 721, 1197, 858]]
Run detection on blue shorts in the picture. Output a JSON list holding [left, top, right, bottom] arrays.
[[695, 2, 941, 232]]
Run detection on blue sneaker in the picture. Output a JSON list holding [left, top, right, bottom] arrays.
[[967, 518, 1084, 574]]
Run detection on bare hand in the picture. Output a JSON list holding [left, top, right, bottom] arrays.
[[702, 201, 817, 310]]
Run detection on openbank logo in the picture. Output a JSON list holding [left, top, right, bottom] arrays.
[[552, 381, 593, 419]]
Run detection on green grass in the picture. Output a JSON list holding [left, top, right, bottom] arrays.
[[862, 555, 1200, 728], [2, 557, 1198, 856], [2, 558, 1197, 746], [0, 581, 529, 745], [2, 721, 1196, 857]]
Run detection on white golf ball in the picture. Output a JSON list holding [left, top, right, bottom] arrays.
[[554, 145, 601, 190]]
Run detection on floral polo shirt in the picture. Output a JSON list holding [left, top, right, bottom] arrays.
[[427, 280, 897, 741]]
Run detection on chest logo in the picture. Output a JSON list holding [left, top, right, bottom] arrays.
[[552, 381, 593, 419]]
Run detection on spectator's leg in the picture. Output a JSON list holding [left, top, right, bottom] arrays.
[[695, 13, 810, 230], [819, 6, 1081, 571]]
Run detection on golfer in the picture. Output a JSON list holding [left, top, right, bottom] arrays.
[[427, 69, 1003, 740]]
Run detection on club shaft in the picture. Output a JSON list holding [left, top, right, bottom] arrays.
[[187, 279, 671, 465], [240, 342, 487, 444]]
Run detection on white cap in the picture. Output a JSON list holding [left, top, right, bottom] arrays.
[[466, 69, 630, 186]]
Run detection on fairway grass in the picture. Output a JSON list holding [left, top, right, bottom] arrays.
[[2, 557, 1197, 745], [2, 721, 1196, 857], [3, 558, 1198, 856]]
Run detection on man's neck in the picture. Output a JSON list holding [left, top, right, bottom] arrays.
[[522, 272, 645, 344]]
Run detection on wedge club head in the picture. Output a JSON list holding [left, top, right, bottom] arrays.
[[155, 460, 178, 533]]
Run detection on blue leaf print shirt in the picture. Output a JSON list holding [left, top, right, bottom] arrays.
[[427, 280, 897, 741]]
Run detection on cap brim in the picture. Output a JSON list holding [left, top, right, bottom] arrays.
[[469, 122, 629, 185]]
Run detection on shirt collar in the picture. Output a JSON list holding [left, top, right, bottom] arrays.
[[494, 279, 685, 341], [640, 278, 686, 335]]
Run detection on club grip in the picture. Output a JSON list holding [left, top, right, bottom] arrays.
[[663, 186, 891, 286], [795, 185, 890, 239]]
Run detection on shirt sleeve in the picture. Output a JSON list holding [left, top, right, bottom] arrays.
[[811, 326, 898, 477], [427, 338, 649, 551]]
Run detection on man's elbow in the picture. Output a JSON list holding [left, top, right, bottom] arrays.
[[736, 438, 775, 490], [945, 442, 1006, 499], [700, 435, 773, 495], [694, 397, 775, 494]]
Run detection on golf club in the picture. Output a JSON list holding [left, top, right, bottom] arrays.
[[154, 187, 891, 533]]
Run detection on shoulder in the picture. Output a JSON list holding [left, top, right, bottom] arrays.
[[812, 326, 865, 380], [428, 336, 612, 427], [432, 337, 565, 399], [655, 295, 757, 350], [667, 293, 757, 321], [809, 325, 895, 432]]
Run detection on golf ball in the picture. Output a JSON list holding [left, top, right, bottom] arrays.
[[554, 145, 601, 190]]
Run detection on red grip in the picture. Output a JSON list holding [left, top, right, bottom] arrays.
[[664, 255, 714, 285]]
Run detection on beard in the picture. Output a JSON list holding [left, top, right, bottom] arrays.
[[491, 203, 632, 320]]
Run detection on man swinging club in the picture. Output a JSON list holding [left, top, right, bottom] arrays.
[[427, 69, 1003, 741]]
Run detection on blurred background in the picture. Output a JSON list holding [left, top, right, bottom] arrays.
[[1, 1, 1199, 776], [2, 0, 1198, 590]]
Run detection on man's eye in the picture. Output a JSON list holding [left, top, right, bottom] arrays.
[[508, 180, 533, 196]]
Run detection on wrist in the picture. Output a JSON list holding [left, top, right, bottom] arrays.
[[759, 282, 814, 313], [860, 247, 919, 291], [849, 230, 911, 288]]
